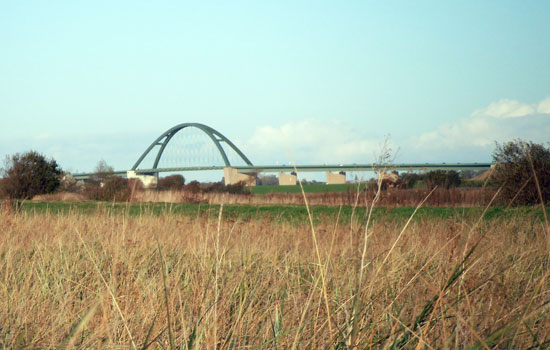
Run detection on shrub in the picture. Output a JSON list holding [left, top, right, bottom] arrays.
[[202, 181, 251, 195], [0, 151, 62, 199], [84, 177, 131, 201], [399, 172, 423, 189], [225, 182, 251, 194], [425, 170, 461, 189], [157, 174, 185, 191], [81, 159, 133, 201], [492, 140, 550, 205], [184, 180, 202, 193]]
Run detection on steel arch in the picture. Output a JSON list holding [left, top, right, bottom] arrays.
[[131, 123, 253, 170]]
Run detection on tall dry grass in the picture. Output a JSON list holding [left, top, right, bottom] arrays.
[[1, 200, 548, 349]]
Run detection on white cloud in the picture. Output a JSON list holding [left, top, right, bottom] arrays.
[[471, 96, 550, 118], [537, 97, 550, 114], [416, 116, 494, 149], [241, 120, 387, 164], [412, 96, 550, 160], [472, 99, 535, 118]]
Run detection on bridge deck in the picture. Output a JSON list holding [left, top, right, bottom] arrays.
[[72, 163, 492, 180]]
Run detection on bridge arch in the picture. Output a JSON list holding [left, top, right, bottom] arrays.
[[131, 123, 253, 170]]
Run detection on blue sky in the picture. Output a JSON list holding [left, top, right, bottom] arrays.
[[1, 1, 549, 179]]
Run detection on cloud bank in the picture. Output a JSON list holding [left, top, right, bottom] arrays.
[[411, 96, 550, 161], [472, 97, 550, 118], [240, 120, 388, 165], [241, 96, 550, 165]]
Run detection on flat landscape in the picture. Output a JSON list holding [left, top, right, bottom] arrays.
[[1, 198, 549, 349], [3, 2, 550, 349]]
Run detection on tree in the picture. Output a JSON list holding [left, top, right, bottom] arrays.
[[400, 172, 423, 189], [0, 151, 62, 199], [425, 170, 461, 189], [90, 159, 114, 182], [492, 140, 550, 205]]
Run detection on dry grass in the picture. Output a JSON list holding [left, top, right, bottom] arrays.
[[33, 192, 87, 202], [129, 187, 498, 207], [0, 201, 549, 349]]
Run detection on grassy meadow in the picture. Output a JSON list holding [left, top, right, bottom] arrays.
[[1, 196, 550, 349]]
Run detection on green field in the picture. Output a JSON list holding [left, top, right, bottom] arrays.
[[14, 200, 550, 224]]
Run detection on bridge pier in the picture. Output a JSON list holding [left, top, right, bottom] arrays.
[[127, 171, 158, 189], [224, 167, 257, 186], [326, 171, 346, 185], [278, 172, 297, 186]]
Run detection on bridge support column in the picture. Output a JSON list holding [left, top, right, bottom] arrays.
[[326, 171, 346, 185], [224, 167, 256, 186], [278, 172, 297, 186], [127, 171, 158, 189]]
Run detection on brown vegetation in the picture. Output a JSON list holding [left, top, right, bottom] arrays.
[[30, 186, 498, 207], [32, 192, 88, 201], [0, 200, 548, 348], [129, 187, 498, 207]]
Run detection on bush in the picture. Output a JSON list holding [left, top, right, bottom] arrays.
[[425, 170, 461, 190], [225, 182, 251, 195], [157, 174, 185, 191], [184, 180, 202, 194], [0, 151, 62, 199], [82, 159, 131, 201], [202, 181, 251, 195], [84, 177, 131, 201], [492, 140, 550, 205], [399, 172, 423, 189]]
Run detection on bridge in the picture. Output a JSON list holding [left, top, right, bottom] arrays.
[[73, 123, 492, 186]]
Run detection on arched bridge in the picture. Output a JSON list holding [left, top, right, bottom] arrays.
[[132, 123, 253, 171], [73, 122, 492, 186]]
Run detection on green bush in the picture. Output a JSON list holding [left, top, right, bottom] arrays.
[[492, 140, 550, 205], [0, 151, 62, 199]]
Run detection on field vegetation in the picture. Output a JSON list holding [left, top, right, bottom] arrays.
[[1, 193, 549, 349], [9, 200, 550, 224]]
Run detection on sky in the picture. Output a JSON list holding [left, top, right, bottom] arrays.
[[1, 1, 549, 180]]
